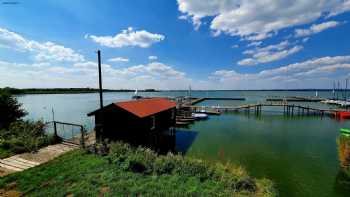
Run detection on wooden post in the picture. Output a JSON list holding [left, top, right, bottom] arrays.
[[80, 126, 85, 148], [53, 121, 57, 138], [97, 50, 104, 143]]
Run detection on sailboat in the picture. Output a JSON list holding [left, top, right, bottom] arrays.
[[132, 89, 143, 100]]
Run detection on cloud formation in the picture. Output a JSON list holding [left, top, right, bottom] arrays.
[[177, 0, 350, 40], [212, 55, 350, 89], [108, 57, 129, 62], [0, 28, 84, 62], [295, 21, 341, 37], [148, 55, 158, 61], [86, 27, 165, 48], [238, 41, 303, 66]]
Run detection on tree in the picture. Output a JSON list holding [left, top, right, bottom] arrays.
[[0, 89, 27, 129]]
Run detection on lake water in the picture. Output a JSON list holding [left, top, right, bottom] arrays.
[[17, 91, 350, 196]]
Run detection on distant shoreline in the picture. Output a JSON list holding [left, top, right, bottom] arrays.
[[1, 87, 338, 95], [1, 88, 159, 95]]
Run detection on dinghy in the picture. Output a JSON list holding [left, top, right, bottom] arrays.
[[192, 113, 208, 120]]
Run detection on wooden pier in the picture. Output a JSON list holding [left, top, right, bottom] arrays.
[[190, 97, 246, 105], [266, 97, 324, 102], [191, 103, 342, 117]]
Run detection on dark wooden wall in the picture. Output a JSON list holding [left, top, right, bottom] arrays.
[[94, 107, 176, 148]]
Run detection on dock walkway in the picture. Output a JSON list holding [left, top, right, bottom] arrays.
[[0, 142, 79, 176], [192, 103, 343, 116]]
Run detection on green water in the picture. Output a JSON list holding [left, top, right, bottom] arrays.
[[180, 114, 350, 196], [16, 91, 350, 196]]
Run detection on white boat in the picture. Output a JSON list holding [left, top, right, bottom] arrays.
[[132, 89, 143, 99], [192, 113, 208, 120]]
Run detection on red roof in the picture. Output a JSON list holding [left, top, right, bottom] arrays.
[[114, 98, 176, 118]]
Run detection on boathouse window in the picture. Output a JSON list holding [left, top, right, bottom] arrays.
[[151, 116, 156, 130]]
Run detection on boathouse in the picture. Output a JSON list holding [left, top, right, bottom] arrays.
[[87, 98, 177, 144]]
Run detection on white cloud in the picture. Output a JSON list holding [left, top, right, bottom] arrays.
[[295, 21, 341, 37], [0, 27, 84, 62], [108, 57, 129, 62], [177, 0, 350, 40], [123, 62, 185, 79], [247, 41, 262, 47], [238, 41, 303, 65], [231, 44, 239, 48], [211, 55, 350, 89], [0, 59, 188, 89], [148, 55, 158, 61], [87, 27, 165, 48], [1, 55, 350, 90]]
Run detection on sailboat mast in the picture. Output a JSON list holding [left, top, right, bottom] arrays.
[[346, 78, 348, 101], [333, 81, 336, 99]]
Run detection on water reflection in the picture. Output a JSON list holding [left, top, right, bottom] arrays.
[[175, 130, 198, 154], [111, 129, 198, 155], [335, 135, 350, 191]]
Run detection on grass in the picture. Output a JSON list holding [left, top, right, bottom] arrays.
[[0, 142, 276, 196]]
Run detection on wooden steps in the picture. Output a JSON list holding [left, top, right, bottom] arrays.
[[0, 143, 79, 176]]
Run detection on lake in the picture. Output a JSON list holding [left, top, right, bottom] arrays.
[[17, 91, 350, 196]]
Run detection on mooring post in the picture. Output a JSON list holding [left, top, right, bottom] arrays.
[[53, 121, 57, 138], [80, 126, 85, 148]]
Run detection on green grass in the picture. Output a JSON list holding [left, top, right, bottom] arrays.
[[0, 143, 276, 196]]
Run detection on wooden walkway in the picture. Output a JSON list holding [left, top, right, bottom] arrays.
[[192, 103, 343, 116], [0, 142, 79, 176]]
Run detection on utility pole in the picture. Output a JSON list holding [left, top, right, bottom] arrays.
[[96, 50, 104, 143], [98, 50, 103, 109]]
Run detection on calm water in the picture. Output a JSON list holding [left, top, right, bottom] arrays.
[[17, 91, 350, 196]]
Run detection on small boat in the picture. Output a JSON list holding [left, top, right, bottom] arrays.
[[336, 111, 350, 119], [132, 89, 143, 100], [176, 121, 190, 127], [192, 113, 208, 120], [340, 128, 350, 134]]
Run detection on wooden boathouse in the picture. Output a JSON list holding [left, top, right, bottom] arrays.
[[87, 98, 177, 145]]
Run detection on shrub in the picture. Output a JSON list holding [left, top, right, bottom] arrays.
[[0, 120, 51, 157], [0, 89, 27, 130], [153, 155, 176, 175], [107, 141, 261, 194]]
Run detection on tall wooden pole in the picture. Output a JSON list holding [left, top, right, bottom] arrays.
[[98, 50, 103, 109]]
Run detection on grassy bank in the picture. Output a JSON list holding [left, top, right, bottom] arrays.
[[0, 142, 276, 196]]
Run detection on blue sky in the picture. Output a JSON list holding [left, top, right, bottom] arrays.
[[1, 0, 350, 89]]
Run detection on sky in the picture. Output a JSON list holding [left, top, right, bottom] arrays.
[[1, 0, 350, 90]]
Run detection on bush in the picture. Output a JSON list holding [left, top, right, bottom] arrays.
[[0, 89, 27, 130], [153, 154, 176, 175], [0, 120, 51, 157], [107, 141, 267, 194]]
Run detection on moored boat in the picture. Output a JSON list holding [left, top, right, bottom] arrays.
[[192, 113, 208, 120]]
